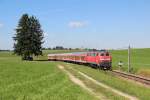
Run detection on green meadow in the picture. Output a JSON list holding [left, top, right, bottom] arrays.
[[111, 48, 150, 77], [0, 52, 97, 100], [0, 48, 150, 99]]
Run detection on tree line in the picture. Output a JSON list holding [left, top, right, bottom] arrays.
[[42, 46, 98, 51], [42, 46, 80, 50]]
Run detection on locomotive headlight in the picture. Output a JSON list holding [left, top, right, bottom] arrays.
[[105, 58, 110, 60]]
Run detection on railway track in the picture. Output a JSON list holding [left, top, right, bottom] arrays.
[[111, 70, 150, 86]]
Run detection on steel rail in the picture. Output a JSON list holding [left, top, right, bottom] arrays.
[[111, 70, 150, 86]]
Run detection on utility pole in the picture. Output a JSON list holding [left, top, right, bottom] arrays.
[[128, 45, 131, 73]]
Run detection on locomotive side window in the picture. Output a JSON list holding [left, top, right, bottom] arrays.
[[100, 53, 104, 56]]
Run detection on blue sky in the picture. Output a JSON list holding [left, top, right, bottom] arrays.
[[0, 0, 150, 50]]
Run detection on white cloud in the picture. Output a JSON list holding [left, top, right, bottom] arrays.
[[68, 21, 88, 28], [0, 23, 3, 28]]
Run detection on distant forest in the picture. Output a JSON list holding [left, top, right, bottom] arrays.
[[42, 46, 82, 50], [42, 46, 98, 51], [0, 46, 98, 51]]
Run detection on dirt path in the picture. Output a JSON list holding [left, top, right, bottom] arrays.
[[58, 64, 139, 100], [68, 66, 138, 100], [78, 71, 138, 100], [58, 65, 106, 100]]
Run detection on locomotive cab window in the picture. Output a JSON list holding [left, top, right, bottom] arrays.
[[106, 52, 109, 56], [96, 53, 99, 56]]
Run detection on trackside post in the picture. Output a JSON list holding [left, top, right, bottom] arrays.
[[128, 45, 131, 73]]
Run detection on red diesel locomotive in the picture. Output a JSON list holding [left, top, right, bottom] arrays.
[[48, 50, 112, 70]]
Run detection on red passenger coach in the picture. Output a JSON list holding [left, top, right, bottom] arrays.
[[48, 50, 112, 70]]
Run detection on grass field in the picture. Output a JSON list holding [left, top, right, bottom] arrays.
[[110, 48, 150, 77], [0, 48, 150, 99], [0, 52, 97, 100]]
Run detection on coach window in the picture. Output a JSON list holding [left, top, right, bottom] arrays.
[[94, 53, 96, 56], [89, 53, 92, 56], [91, 53, 96, 56], [90, 53, 93, 56]]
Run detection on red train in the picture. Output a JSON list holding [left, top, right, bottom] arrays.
[[48, 50, 112, 70]]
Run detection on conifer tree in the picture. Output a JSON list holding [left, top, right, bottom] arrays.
[[13, 14, 44, 60]]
